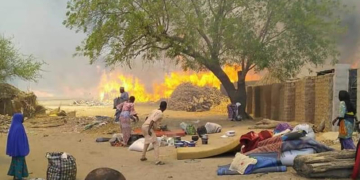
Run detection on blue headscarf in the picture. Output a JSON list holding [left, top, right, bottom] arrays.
[[6, 113, 30, 157]]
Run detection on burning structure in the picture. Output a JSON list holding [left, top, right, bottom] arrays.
[[97, 65, 260, 103]]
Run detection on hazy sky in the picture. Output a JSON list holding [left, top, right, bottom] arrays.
[[0, 0, 177, 98], [0, 0, 101, 97]]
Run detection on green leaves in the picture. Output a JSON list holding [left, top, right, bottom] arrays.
[[0, 35, 44, 82], [64, 0, 348, 80]]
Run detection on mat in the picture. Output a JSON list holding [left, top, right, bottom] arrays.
[[132, 128, 186, 137], [176, 128, 241, 160]]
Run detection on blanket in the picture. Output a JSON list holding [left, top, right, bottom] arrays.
[[217, 165, 287, 176], [281, 137, 334, 153]]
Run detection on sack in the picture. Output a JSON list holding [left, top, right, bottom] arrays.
[[46, 152, 77, 180], [129, 138, 151, 152], [186, 124, 197, 135], [292, 124, 315, 139], [129, 138, 160, 152], [280, 148, 315, 166]]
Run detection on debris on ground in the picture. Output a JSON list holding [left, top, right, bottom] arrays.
[[48, 107, 76, 117], [72, 100, 110, 106], [168, 83, 226, 112]]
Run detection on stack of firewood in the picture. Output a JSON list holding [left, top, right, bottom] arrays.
[[168, 83, 225, 112]]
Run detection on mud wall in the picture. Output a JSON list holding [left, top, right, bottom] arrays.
[[247, 74, 334, 125], [314, 74, 334, 130]]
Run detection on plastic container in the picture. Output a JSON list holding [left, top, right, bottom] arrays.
[[202, 138, 208, 145]]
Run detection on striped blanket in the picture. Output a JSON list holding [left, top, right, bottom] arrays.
[[245, 137, 333, 155], [245, 136, 282, 155]]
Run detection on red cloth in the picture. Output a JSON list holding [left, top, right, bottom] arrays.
[[352, 140, 360, 179], [258, 130, 273, 141], [240, 131, 259, 153], [239, 130, 273, 153]]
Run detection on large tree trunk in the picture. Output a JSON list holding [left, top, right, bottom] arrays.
[[212, 66, 250, 119], [293, 150, 356, 179]]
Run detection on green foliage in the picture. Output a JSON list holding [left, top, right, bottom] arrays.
[[64, 0, 347, 81], [0, 35, 43, 82]]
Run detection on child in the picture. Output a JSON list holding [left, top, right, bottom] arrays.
[[6, 113, 30, 180], [332, 90, 356, 150]]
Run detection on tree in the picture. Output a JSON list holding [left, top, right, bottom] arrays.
[[0, 35, 43, 82], [64, 0, 347, 118]]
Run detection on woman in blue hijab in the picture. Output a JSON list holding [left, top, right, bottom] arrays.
[[6, 113, 30, 180]]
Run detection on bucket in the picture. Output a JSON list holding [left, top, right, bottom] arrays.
[[201, 138, 208, 145]]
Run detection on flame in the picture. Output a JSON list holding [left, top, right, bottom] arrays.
[[98, 65, 260, 102], [352, 60, 359, 69]]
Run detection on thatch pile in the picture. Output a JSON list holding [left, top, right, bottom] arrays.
[[168, 83, 225, 112], [0, 83, 43, 117], [0, 114, 11, 133]]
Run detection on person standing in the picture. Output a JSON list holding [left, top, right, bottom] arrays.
[[114, 87, 129, 122], [117, 96, 139, 146], [6, 113, 30, 180], [140, 101, 167, 165], [332, 90, 356, 150]]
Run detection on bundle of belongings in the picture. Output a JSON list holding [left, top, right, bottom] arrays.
[[197, 122, 222, 137], [227, 102, 241, 121], [218, 123, 334, 176], [181, 122, 222, 136]]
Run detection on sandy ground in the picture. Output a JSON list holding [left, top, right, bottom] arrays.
[[0, 101, 343, 180]]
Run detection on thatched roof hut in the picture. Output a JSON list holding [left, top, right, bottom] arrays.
[[0, 83, 38, 117]]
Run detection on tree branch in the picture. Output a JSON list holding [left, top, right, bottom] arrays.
[[190, 0, 213, 53]]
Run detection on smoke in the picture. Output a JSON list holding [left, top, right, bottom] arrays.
[[0, 0, 178, 99], [338, 0, 360, 65]]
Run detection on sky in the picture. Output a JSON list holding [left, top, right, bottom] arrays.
[[0, 0, 359, 99]]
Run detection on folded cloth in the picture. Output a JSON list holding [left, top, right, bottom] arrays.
[[251, 166, 287, 174], [229, 153, 257, 174]]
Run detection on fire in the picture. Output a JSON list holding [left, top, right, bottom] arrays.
[[98, 65, 260, 102]]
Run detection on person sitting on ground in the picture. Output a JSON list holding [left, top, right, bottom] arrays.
[[117, 96, 139, 146], [140, 101, 167, 165], [6, 113, 30, 180], [85, 168, 126, 180], [332, 90, 356, 150]]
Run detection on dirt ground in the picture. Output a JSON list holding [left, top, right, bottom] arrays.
[[0, 101, 344, 180]]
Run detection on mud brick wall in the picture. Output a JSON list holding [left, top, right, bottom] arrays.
[[271, 83, 283, 120], [314, 74, 333, 131], [263, 85, 272, 119], [253, 86, 261, 117], [246, 86, 253, 114], [294, 77, 315, 123], [279, 81, 296, 121]]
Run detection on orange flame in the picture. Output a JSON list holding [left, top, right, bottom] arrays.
[[98, 65, 260, 102]]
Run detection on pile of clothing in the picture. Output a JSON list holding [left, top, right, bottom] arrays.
[[218, 123, 334, 176]]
